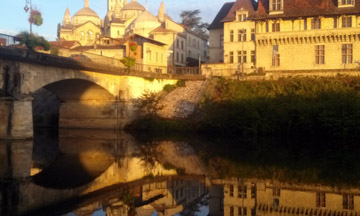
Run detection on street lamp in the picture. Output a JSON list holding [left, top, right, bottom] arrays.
[[24, 0, 33, 34]]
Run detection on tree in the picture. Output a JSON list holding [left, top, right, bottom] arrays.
[[16, 31, 50, 51], [180, 10, 209, 39]]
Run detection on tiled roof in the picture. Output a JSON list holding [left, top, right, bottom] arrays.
[[208, 2, 235, 30], [222, 0, 257, 22], [150, 26, 177, 34], [255, 0, 360, 19], [49, 41, 80, 49]]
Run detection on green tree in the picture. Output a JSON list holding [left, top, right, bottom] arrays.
[[120, 57, 136, 69], [16, 31, 50, 52], [180, 10, 209, 39]]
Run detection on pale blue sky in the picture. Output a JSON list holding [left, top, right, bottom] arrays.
[[0, 0, 229, 40]]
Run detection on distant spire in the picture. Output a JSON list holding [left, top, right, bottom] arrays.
[[62, 7, 71, 25], [114, 1, 121, 18], [146, 0, 148, 10], [159, 0, 165, 22], [85, 0, 89, 8]]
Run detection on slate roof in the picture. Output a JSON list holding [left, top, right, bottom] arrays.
[[208, 2, 235, 30], [222, 0, 257, 22], [255, 0, 360, 19]]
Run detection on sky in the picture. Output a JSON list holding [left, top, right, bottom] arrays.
[[0, 0, 229, 41]]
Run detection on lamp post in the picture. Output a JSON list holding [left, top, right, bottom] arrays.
[[24, 0, 32, 34]]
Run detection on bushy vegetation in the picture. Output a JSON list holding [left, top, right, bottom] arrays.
[[197, 77, 360, 139], [17, 31, 50, 51], [163, 84, 176, 93]]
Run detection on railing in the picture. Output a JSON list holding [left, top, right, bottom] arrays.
[[56, 47, 201, 75], [0, 33, 19, 46]]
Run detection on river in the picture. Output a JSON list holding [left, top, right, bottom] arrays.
[[1, 128, 360, 216]]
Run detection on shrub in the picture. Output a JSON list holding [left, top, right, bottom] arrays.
[[176, 80, 186, 87], [16, 31, 50, 51], [163, 84, 176, 93], [135, 91, 163, 116]]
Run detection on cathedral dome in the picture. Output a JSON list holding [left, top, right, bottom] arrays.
[[72, 0, 101, 26], [128, 10, 161, 37], [74, 7, 100, 18], [121, 1, 145, 11]]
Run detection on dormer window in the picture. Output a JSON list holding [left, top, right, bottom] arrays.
[[236, 11, 248, 22], [338, 0, 355, 7], [270, 0, 283, 14], [271, 0, 283, 11]]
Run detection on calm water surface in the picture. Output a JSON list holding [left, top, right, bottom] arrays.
[[0, 128, 360, 216]]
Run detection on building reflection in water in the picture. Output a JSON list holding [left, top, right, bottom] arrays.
[[209, 178, 360, 216]]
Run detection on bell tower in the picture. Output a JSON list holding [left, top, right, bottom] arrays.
[[108, 0, 125, 14]]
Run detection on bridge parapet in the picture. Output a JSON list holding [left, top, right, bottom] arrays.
[[0, 47, 205, 80]]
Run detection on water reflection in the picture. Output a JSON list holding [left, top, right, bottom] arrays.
[[1, 129, 360, 216], [209, 178, 360, 216]]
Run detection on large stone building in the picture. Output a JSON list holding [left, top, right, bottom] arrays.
[[57, 0, 208, 69], [206, 0, 360, 77], [210, 178, 360, 216]]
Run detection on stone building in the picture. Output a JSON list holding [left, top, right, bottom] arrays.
[[210, 178, 360, 216], [206, 0, 360, 77], [57, 0, 208, 69], [255, 0, 360, 71]]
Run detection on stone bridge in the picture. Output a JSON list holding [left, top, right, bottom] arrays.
[[0, 47, 205, 139]]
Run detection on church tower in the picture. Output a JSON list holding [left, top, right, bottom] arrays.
[[158, 0, 165, 22], [108, 0, 126, 16], [62, 7, 71, 25]]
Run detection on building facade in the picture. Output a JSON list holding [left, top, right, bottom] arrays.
[[206, 0, 360, 77], [57, 0, 208, 69], [210, 178, 360, 216], [255, 0, 360, 71]]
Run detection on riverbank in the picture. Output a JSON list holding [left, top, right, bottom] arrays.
[[126, 76, 360, 140]]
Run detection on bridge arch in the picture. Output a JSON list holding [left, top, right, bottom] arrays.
[[33, 78, 120, 130]]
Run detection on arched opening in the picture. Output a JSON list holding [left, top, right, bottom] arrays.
[[31, 79, 118, 188]]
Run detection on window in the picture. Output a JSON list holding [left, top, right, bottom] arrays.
[[181, 53, 184, 63], [251, 183, 256, 198], [230, 52, 234, 63], [230, 206, 234, 216], [273, 188, 281, 197], [251, 50, 256, 63], [343, 194, 354, 210], [315, 45, 325, 64], [316, 192, 326, 207], [251, 208, 256, 216], [229, 185, 234, 196], [304, 18, 308, 30], [251, 28, 255, 41], [239, 207, 247, 216], [81, 31, 85, 40], [176, 39, 179, 48], [220, 35, 224, 47], [342, 16, 352, 28], [272, 22, 280, 32], [238, 14, 247, 22], [272, 45, 280, 67], [181, 41, 184, 50], [230, 30, 234, 42], [238, 51, 247, 63], [311, 18, 321, 29], [334, 17, 338, 28], [238, 185, 247, 198], [238, 29, 247, 42], [342, 44, 353, 64], [176, 52, 179, 62], [339, 0, 355, 6], [271, 0, 282, 11], [193, 39, 196, 47]]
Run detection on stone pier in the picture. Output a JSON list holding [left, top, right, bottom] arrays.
[[0, 95, 33, 140]]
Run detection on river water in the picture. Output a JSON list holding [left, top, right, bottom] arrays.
[[1, 128, 360, 216]]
